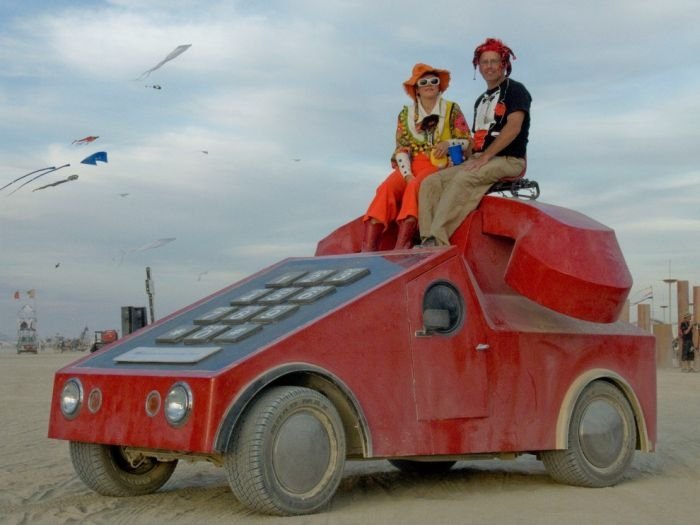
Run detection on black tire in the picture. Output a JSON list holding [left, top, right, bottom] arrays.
[[541, 381, 636, 487], [225, 386, 346, 516], [389, 459, 456, 475], [69, 441, 177, 496]]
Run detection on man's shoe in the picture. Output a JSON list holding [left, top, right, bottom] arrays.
[[414, 236, 438, 249]]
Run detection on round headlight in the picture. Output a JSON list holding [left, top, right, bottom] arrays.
[[164, 382, 192, 426], [60, 378, 83, 419]]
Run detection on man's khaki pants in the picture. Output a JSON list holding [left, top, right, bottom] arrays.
[[418, 156, 526, 245]]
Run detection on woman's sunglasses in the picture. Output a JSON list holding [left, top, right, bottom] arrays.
[[417, 77, 440, 87]]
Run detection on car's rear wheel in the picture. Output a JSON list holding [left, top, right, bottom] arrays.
[[225, 386, 346, 516], [541, 380, 636, 487], [389, 459, 456, 475], [69, 442, 177, 496]]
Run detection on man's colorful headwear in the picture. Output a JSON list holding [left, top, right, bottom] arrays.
[[472, 38, 516, 77]]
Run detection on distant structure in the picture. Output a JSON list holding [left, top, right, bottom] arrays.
[[16, 304, 38, 354]]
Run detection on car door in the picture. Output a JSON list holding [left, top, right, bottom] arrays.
[[407, 257, 489, 421]]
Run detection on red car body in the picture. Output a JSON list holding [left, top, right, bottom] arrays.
[[48, 196, 656, 514]]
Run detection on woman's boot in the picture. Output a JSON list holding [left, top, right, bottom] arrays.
[[395, 219, 418, 250], [361, 220, 383, 252]]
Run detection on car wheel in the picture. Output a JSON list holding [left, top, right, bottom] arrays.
[[388, 459, 456, 475], [541, 380, 636, 487], [69, 442, 177, 496], [225, 386, 346, 516]]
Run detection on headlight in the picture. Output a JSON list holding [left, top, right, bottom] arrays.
[[164, 382, 193, 426], [60, 378, 83, 419]]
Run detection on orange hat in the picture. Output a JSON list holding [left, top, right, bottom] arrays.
[[403, 63, 451, 101]]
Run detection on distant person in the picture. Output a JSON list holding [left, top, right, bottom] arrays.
[[362, 63, 471, 251], [418, 38, 531, 247], [679, 312, 696, 372]]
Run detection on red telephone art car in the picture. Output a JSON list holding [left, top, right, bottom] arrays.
[[48, 196, 656, 516]]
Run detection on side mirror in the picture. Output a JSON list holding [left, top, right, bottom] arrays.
[[415, 308, 451, 337]]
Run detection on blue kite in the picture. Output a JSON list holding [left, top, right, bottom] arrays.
[[81, 151, 108, 165]]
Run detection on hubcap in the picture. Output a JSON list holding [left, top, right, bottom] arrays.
[[579, 399, 624, 468], [272, 410, 332, 494]]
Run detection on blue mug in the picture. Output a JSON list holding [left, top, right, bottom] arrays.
[[448, 144, 463, 165]]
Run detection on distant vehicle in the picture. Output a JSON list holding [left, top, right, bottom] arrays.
[[89, 330, 119, 353], [48, 196, 656, 516]]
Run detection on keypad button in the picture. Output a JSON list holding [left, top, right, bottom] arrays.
[[183, 324, 229, 344], [156, 324, 202, 344], [251, 304, 299, 323], [194, 306, 238, 325], [221, 305, 268, 323], [213, 323, 262, 343], [266, 270, 308, 288], [323, 267, 370, 285], [230, 288, 273, 305], [289, 285, 336, 304]]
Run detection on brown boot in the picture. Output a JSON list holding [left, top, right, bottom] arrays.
[[394, 219, 418, 249], [361, 220, 383, 252]]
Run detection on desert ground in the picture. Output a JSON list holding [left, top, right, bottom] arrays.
[[1, 347, 698, 525]]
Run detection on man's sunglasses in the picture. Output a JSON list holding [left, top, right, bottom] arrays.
[[417, 77, 440, 87]]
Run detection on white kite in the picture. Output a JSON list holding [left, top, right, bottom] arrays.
[[137, 45, 192, 80]]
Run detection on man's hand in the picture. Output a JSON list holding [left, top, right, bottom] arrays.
[[462, 154, 491, 171]]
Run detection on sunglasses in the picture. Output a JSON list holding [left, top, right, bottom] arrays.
[[417, 77, 440, 87]]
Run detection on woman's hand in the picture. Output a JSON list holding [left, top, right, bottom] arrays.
[[431, 141, 450, 158]]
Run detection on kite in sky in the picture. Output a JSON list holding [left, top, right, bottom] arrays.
[[72, 136, 99, 145], [2, 164, 71, 195], [137, 44, 191, 80], [2, 165, 64, 192], [131, 237, 176, 252], [32, 174, 79, 192], [145, 84, 162, 90], [81, 152, 108, 165], [114, 237, 177, 264]]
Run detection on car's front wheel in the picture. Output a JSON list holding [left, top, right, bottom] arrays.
[[541, 380, 636, 487], [225, 386, 346, 516], [69, 442, 177, 496]]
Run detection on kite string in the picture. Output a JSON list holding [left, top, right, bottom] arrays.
[[7, 164, 70, 196], [1, 166, 57, 192]]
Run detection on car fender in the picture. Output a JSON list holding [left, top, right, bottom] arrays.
[[553, 369, 652, 452], [213, 363, 372, 456]]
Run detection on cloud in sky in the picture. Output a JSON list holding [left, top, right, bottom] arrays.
[[2, 0, 699, 338]]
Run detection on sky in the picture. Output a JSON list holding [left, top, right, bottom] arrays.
[[1, 0, 699, 339]]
